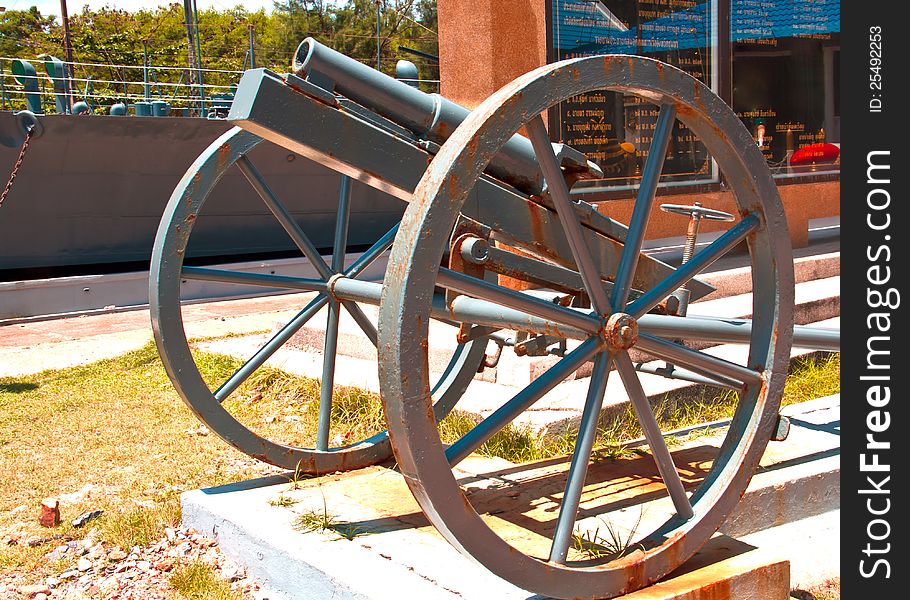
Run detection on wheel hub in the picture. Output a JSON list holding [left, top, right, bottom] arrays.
[[603, 312, 638, 350]]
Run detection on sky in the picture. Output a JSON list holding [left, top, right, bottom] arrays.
[[3, 1, 277, 18]]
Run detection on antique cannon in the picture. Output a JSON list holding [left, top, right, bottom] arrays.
[[150, 39, 839, 599]]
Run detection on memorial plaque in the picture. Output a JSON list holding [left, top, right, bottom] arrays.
[[549, 0, 840, 183], [731, 0, 840, 175], [549, 0, 717, 187]]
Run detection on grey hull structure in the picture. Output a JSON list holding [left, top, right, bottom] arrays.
[[0, 111, 404, 278]]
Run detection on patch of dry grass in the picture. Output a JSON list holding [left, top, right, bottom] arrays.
[[0, 342, 272, 575], [0, 338, 840, 581], [210, 358, 386, 451], [792, 577, 839, 600], [102, 499, 182, 550], [170, 560, 242, 600]]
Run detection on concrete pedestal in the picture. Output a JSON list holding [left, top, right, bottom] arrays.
[[179, 398, 843, 600], [183, 469, 790, 600]]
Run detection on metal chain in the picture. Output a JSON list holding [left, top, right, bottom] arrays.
[[0, 127, 34, 209]]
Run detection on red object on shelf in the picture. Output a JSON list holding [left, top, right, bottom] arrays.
[[789, 143, 840, 166]]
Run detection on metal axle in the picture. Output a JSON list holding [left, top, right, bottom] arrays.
[[320, 272, 839, 351]]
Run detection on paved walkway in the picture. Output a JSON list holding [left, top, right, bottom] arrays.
[[0, 292, 318, 378]]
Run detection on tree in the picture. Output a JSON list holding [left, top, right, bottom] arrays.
[[0, 1, 441, 110], [0, 7, 56, 58]]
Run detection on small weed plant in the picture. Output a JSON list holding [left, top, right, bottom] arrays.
[[170, 560, 240, 600]]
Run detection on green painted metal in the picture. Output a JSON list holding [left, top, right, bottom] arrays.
[[11, 60, 42, 114]]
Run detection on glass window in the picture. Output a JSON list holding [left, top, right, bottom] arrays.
[[550, 0, 718, 189], [732, 0, 840, 177], [548, 0, 841, 187]]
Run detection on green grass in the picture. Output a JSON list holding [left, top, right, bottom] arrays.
[[101, 499, 182, 550], [215, 360, 386, 451], [571, 510, 644, 560], [293, 506, 337, 534], [0, 339, 839, 579], [268, 494, 298, 508], [0, 342, 272, 577], [780, 352, 841, 407], [170, 560, 242, 600], [292, 506, 364, 541], [439, 352, 840, 464]]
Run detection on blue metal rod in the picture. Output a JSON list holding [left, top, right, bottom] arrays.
[[526, 115, 612, 316], [331, 278, 592, 341], [353, 223, 400, 269], [316, 298, 341, 450], [236, 156, 334, 280], [445, 337, 602, 467], [615, 353, 693, 519], [549, 351, 613, 563], [638, 313, 840, 352], [628, 214, 760, 319], [212, 223, 398, 402], [436, 268, 601, 335], [214, 293, 329, 402], [634, 361, 729, 388], [181, 266, 327, 292], [611, 103, 676, 310], [317, 175, 355, 450], [342, 302, 378, 347], [332, 176, 352, 272], [636, 333, 762, 388], [328, 178, 381, 347], [1, 59, 6, 110]]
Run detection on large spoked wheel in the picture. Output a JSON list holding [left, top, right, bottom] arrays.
[[378, 56, 794, 598], [151, 127, 486, 473]]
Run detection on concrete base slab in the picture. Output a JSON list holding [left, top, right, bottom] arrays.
[[741, 510, 838, 591], [182, 397, 837, 599], [619, 538, 789, 599], [182, 477, 791, 600]]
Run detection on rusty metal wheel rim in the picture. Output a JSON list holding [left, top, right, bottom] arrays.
[[378, 55, 794, 598], [150, 126, 487, 473]]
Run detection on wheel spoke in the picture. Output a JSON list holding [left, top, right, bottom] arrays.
[[213, 293, 329, 402], [209, 219, 393, 404], [549, 351, 613, 564], [236, 155, 333, 280], [526, 115, 612, 316], [181, 266, 327, 293], [446, 337, 602, 467], [635, 332, 763, 388], [627, 214, 760, 319], [439, 294, 590, 341], [341, 301, 378, 347], [316, 299, 342, 450], [329, 175, 379, 347], [437, 267, 601, 335], [633, 362, 732, 389], [611, 103, 677, 309], [346, 222, 399, 277], [332, 176, 353, 272], [615, 353, 693, 518]]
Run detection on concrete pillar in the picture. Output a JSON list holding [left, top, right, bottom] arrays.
[[437, 0, 548, 108]]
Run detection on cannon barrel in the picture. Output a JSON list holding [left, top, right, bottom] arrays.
[[293, 38, 597, 195]]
